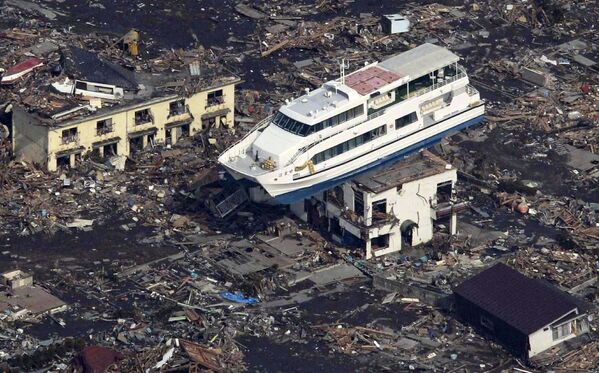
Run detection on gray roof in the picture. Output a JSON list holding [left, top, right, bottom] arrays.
[[353, 150, 450, 193], [379, 43, 459, 79], [285, 86, 348, 121]]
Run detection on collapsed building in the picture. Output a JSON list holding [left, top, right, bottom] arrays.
[[291, 150, 466, 258], [10, 46, 240, 171]]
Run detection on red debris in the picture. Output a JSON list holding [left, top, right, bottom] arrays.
[[75, 346, 124, 373], [1, 57, 44, 85]]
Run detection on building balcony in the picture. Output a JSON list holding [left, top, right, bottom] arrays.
[[431, 201, 469, 220], [60, 134, 79, 146], [96, 126, 114, 136], [340, 209, 398, 231]]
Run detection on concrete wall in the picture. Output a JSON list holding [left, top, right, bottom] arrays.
[[393, 170, 456, 245], [363, 169, 456, 258], [296, 166, 458, 259], [13, 82, 237, 171], [12, 106, 48, 166]]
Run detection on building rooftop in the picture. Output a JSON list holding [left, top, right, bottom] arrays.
[[0, 31, 240, 127], [454, 263, 582, 335], [379, 43, 459, 80], [353, 150, 452, 193]]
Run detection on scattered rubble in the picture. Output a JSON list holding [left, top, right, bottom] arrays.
[[0, 0, 596, 372]]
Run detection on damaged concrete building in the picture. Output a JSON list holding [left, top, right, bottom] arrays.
[[292, 150, 466, 258], [11, 47, 240, 171]]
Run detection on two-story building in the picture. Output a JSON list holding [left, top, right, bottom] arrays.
[[11, 47, 240, 171], [291, 150, 467, 259]]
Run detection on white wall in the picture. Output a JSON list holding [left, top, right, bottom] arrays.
[[528, 315, 582, 357], [292, 165, 457, 259]]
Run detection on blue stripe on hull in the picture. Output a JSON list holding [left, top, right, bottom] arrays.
[[273, 115, 485, 204]]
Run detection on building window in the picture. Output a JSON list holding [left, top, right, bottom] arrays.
[[169, 99, 186, 117], [61, 128, 78, 144], [480, 315, 494, 331], [372, 199, 386, 214], [96, 119, 113, 135], [552, 323, 572, 341], [395, 112, 418, 129], [354, 191, 364, 217], [207, 89, 224, 107], [436, 181, 453, 204], [135, 109, 152, 125], [371, 234, 389, 251], [372, 199, 387, 221]]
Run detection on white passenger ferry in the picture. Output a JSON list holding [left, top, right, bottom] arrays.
[[219, 44, 485, 203]]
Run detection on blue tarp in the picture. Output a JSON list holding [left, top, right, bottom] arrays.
[[220, 292, 259, 304]]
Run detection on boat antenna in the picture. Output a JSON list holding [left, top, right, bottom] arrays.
[[336, 59, 349, 95], [340, 58, 349, 85]]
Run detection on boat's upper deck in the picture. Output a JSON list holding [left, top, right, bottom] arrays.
[[282, 43, 462, 124], [378, 43, 460, 81]]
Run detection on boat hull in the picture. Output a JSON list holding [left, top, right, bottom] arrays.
[[269, 110, 484, 204]]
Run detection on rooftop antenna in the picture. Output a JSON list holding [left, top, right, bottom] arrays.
[[340, 58, 349, 85], [335, 59, 349, 95]]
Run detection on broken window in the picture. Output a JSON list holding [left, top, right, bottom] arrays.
[[169, 99, 186, 117], [330, 217, 342, 236], [330, 186, 344, 207], [372, 199, 387, 221], [135, 109, 152, 125], [354, 191, 364, 217], [61, 128, 78, 144], [207, 89, 224, 107], [552, 323, 572, 341], [408, 74, 434, 94], [56, 155, 70, 168], [96, 118, 113, 135], [436, 181, 453, 204], [371, 234, 389, 250]]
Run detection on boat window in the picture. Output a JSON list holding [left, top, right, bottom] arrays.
[[273, 104, 366, 137], [395, 112, 418, 129], [339, 111, 347, 123], [273, 112, 312, 136], [312, 125, 387, 165], [347, 109, 355, 120]]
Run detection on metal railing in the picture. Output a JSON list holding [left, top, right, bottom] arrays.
[[96, 126, 114, 136], [61, 134, 79, 145], [286, 109, 387, 167], [283, 69, 470, 168], [222, 114, 273, 157], [465, 84, 478, 96], [407, 70, 466, 99], [206, 95, 225, 108]]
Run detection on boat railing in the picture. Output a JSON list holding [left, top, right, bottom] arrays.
[[286, 108, 387, 166], [466, 84, 479, 96], [285, 68, 468, 167], [408, 70, 467, 99], [222, 114, 273, 157]]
